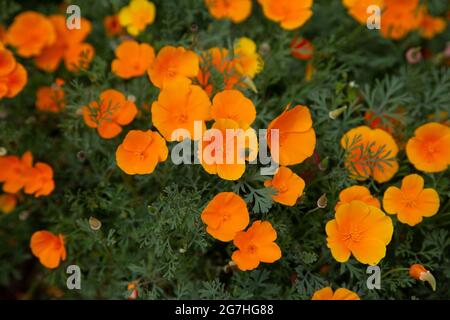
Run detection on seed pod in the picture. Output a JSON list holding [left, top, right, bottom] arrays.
[[89, 216, 102, 231]]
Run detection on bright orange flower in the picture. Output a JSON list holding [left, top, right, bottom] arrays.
[[0, 49, 16, 77], [211, 90, 256, 128], [148, 46, 199, 89], [0, 194, 17, 214], [258, 0, 313, 30], [341, 126, 399, 183], [383, 174, 439, 227], [0, 151, 33, 194], [267, 105, 316, 166], [326, 200, 393, 265], [118, 0, 156, 36], [342, 0, 384, 25], [30, 230, 66, 269], [0, 62, 28, 99], [205, 0, 252, 23], [24, 163, 55, 198], [112, 40, 155, 79], [151, 81, 211, 141], [233, 37, 263, 79], [201, 192, 250, 241], [418, 7, 446, 39], [6, 11, 56, 57], [264, 166, 305, 206], [311, 287, 360, 300], [380, 0, 421, 40], [116, 130, 168, 175], [34, 15, 94, 72], [406, 122, 450, 173], [35, 84, 65, 113], [83, 89, 138, 139], [232, 220, 281, 271], [104, 15, 123, 37], [290, 37, 314, 60], [335, 185, 380, 211], [409, 264, 436, 291], [200, 119, 258, 181]]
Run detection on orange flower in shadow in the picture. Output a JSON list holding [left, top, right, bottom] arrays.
[[0, 194, 17, 214], [418, 6, 446, 39], [264, 166, 305, 206], [0, 151, 33, 194], [0, 49, 28, 100], [104, 15, 123, 37], [312, 287, 360, 300], [24, 163, 55, 198], [30, 230, 66, 269], [36, 83, 65, 113], [205, 0, 252, 23], [335, 185, 380, 211], [112, 40, 155, 79]]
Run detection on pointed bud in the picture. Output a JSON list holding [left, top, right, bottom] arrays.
[[329, 106, 347, 120], [242, 76, 257, 93], [409, 264, 436, 291], [89, 216, 102, 231], [127, 282, 138, 300], [318, 157, 329, 171], [317, 194, 328, 208]]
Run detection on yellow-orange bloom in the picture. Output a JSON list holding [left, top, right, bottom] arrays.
[[118, 0, 156, 36], [335, 185, 380, 211], [326, 200, 393, 265], [234, 37, 263, 79], [380, 0, 421, 40], [342, 0, 384, 25], [30, 230, 66, 269], [201, 192, 250, 241], [116, 130, 168, 175], [311, 287, 360, 300], [232, 220, 281, 271], [409, 264, 436, 291], [211, 90, 255, 128], [258, 0, 313, 30], [83, 89, 138, 139], [383, 174, 439, 227], [406, 122, 450, 173], [0, 194, 17, 214], [104, 15, 123, 37], [151, 81, 211, 141], [112, 40, 155, 79], [267, 105, 316, 166], [35, 84, 65, 113], [6, 11, 56, 57], [205, 0, 252, 23], [264, 166, 305, 206], [148, 46, 199, 89], [341, 126, 399, 183]]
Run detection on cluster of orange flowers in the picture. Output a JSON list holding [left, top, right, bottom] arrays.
[[343, 0, 447, 40]]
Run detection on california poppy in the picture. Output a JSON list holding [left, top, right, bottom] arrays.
[[406, 122, 450, 173], [205, 0, 252, 23], [201, 192, 250, 241], [383, 174, 439, 226], [409, 264, 436, 291], [234, 37, 263, 79], [380, 0, 421, 40], [118, 0, 156, 36], [231, 220, 282, 271], [211, 90, 256, 128], [342, 0, 384, 25], [35, 84, 65, 113], [116, 130, 168, 175], [418, 8, 446, 39], [148, 46, 199, 89], [104, 15, 123, 37], [83, 89, 138, 139], [335, 185, 380, 211], [0, 61, 27, 99], [264, 166, 305, 206], [0, 49, 16, 77], [258, 0, 313, 30], [24, 162, 55, 198], [0, 151, 33, 194], [311, 287, 360, 300], [30, 230, 66, 269], [151, 81, 211, 141], [112, 40, 155, 79], [290, 37, 313, 60], [0, 193, 16, 214], [326, 200, 393, 265], [267, 105, 316, 166]]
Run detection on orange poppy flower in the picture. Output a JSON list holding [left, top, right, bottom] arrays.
[[409, 264, 436, 291], [406, 122, 450, 173], [24, 163, 55, 198], [151, 81, 211, 141], [0, 49, 16, 77], [205, 0, 252, 23], [201, 192, 250, 241], [264, 166, 305, 206], [341, 126, 399, 183], [30, 230, 66, 269], [112, 40, 155, 79], [118, 0, 156, 36], [116, 130, 168, 175], [234, 37, 263, 79], [0, 61, 28, 99], [290, 37, 314, 60], [200, 119, 258, 181], [258, 0, 313, 30], [34, 15, 94, 72], [6, 11, 56, 57], [383, 174, 439, 226], [83, 89, 138, 139], [418, 7, 446, 39], [35, 84, 65, 113], [104, 15, 123, 37], [311, 287, 360, 300], [335, 185, 380, 211], [0, 193, 17, 214], [342, 0, 384, 25], [380, 0, 421, 40], [211, 90, 256, 128], [326, 200, 393, 265], [232, 220, 281, 271], [148, 46, 199, 89], [0, 151, 33, 194], [267, 105, 316, 166]]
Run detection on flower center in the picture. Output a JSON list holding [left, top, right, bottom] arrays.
[[342, 231, 363, 243], [134, 151, 145, 161], [178, 114, 188, 123], [247, 244, 257, 254]]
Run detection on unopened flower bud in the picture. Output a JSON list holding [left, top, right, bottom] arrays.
[[77, 150, 86, 162], [190, 23, 199, 33], [409, 264, 436, 291], [317, 194, 328, 208], [318, 157, 329, 171], [127, 282, 138, 300], [406, 47, 423, 64], [329, 106, 347, 120], [259, 42, 271, 56], [89, 216, 102, 231], [127, 95, 136, 103], [0, 147, 7, 156]]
